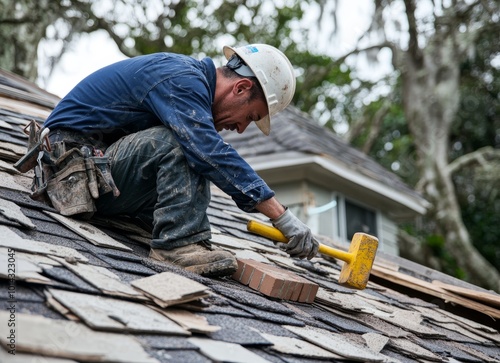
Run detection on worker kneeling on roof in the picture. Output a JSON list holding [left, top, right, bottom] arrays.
[[41, 44, 319, 277]]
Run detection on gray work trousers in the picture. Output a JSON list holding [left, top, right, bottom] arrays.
[[95, 126, 212, 250]]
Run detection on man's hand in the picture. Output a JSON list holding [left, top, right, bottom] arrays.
[[271, 208, 319, 260]]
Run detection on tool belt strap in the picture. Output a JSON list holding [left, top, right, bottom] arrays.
[[48, 128, 108, 152]]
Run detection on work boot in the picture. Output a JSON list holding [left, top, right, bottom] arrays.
[[149, 241, 238, 277]]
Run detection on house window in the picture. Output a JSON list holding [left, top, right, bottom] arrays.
[[345, 200, 377, 240]]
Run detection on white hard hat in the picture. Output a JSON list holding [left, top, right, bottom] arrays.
[[223, 44, 296, 136]]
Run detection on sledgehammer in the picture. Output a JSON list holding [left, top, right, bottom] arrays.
[[247, 220, 378, 290]]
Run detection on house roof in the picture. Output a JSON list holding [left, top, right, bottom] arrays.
[[221, 107, 430, 218], [0, 69, 499, 363]]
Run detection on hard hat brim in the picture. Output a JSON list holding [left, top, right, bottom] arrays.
[[254, 115, 271, 136], [223, 45, 271, 136]]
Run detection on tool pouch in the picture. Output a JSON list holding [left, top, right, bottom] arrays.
[[45, 148, 97, 217], [16, 122, 119, 219]]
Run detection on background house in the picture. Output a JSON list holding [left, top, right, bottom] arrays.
[[221, 107, 429, 255]]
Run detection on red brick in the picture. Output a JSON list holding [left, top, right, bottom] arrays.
[[298, 283, 311, 303], [240, 264, 256, 285], [298, 281, 319, 303], [256, 267, 290, 299], [232, 258, 319, 303], [232, 259, 245, 281], [248, 268, 265, 290], [307, 283, 319, 303], [232, 259, 257, 285], [289, 281, 303, 301], [281, 280, 299, 300], [260, 274, 284, 297], [266, 270, 299, 300]]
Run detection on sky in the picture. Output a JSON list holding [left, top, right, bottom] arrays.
[[37, 0, 395, 99], [39, 30, 128, 98]]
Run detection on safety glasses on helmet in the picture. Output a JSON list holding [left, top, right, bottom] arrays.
[[226, 54, 256, 78]]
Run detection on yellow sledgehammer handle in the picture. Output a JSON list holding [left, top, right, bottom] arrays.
[[247, 220, 353, 263]]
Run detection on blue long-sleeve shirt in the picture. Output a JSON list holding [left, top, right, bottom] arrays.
[[43, 53, 274, 212]]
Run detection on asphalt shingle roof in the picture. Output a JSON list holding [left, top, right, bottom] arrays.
[[0, 69, 499, 363]]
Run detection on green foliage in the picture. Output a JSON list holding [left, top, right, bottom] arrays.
[[425, 234, 461, 278], [119, 0, 306, 59], [463, 197, 500, 271], [449, 27, 500, 272], [425, 234, 467, 279], [293, 51, 353, 126], [425, 234, 445, 255], [349, 81, 420, 187], [450, 30, 500, 160], [454, 167, 500, 271]]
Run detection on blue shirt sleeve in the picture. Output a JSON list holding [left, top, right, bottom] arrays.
[[141, 68, 275, 212]]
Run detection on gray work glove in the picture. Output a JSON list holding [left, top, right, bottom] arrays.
[[271, 208, 319, 260]]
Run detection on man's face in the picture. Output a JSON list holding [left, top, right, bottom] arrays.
[[213, 80, 268, 134]]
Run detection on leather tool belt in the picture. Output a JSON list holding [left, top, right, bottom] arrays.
[[14, 121, 120, 219]]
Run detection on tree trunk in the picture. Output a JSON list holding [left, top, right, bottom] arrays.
[[0, 0, 59, 80], [400, 2, 500, 291]]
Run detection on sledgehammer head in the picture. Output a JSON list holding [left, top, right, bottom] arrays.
[[338, 233, 378, 289]]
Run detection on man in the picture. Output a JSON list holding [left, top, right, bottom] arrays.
[[42, 44, 319, 277]]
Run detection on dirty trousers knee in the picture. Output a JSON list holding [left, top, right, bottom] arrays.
[[95, 126, 212, 250]]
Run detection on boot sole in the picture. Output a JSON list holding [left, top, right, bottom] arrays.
[[185, 257, 238, 277]]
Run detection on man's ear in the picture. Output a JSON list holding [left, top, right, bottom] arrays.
[[233, 78, 253, 95]]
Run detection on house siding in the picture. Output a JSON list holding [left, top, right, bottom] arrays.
[[379, 214, 400, 255], [271, 181, 400, 256]]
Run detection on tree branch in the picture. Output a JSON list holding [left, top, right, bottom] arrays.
[[447, 146, 500, 175], [403, 0, 423, 66], [0, 17, 38, 24], [480, 0, 497, 16], [335, 42, 397, 65], [361, 100, 392, 154]]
